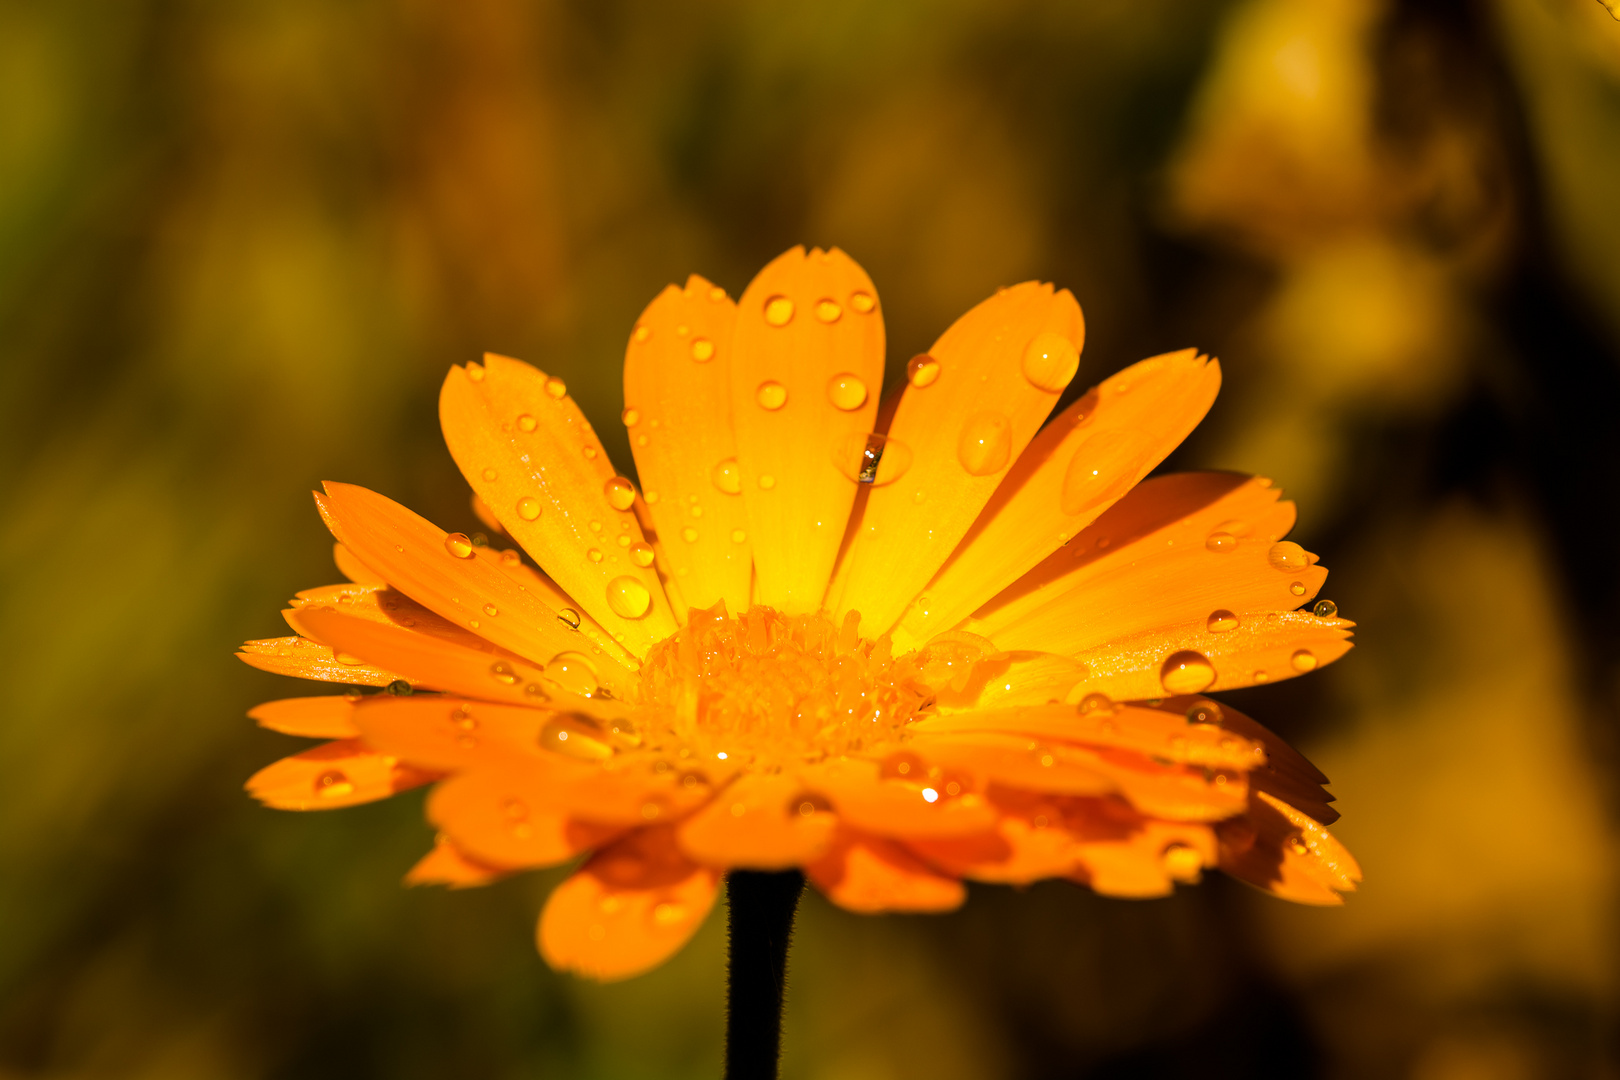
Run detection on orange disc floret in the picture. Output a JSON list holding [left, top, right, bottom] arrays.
[[239, 244, 1359, 982]]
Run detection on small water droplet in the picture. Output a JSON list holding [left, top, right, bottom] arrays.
[[333, 651, 366, 666], [587, 549, 603, 563], [1287, 835, 1310, 856], [1206, 609, 1239, 633], [758, 474, 776, 490], [644, 491, 660, 504], [1290, 649, 1318, 672], [444, 533, 476, 558], [1253, 669, 1270, 683], [756, 381, 788, 410], [1160, 651, 1216, 694], [681, 527, 698, 543], [1268, 541, 1309, 571], [1078, 692, 1114, 714], [689, 505, 702, 518], [1187, 702, 1222, 725], [712, 458, 742, 494], [709, 286, 726, 301], [763, 295, 794, 326], [589, 520, 603, 533], [622, 407, 640, 427], [1205, 531, 1238, 552], [826, 373, 868, 410], [517, 414, 537, 432], [385, 679, 413, 696], [481, 467, 498, 481], [544, 377, 566, 399], [557, 608, 581, 629], [606, 576, 652, 618], [315, 770, 354, 798], [483, 603, 498, 617], [604, 477, 636, 511], [815, 298, 842, 323], [540, 716, 611, 761], [582, 446, 598, 461], [690, 337, 715, 362], [849, 290, 875, 313], [832, 431, 914, 485], [1313, 599, 1338, 618], [1021, 331, 1079, 393], [516, 497, 541, 521], [489, 661, 520, 686], [630, 542, 656, 567], [957, 412, 1012, 475], [633, 325, 650, 343], [466, 365, 485, 382], [500, 549, 521, 566], [470, 532, 488, 548], [731, 529, 747, 543], [651, 901, 688, 926], [1290, 581, 1307, 596], [907, 354, 941, 387]]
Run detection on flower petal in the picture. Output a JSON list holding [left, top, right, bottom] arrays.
[[404, 836, 509, 889], [315, 481, 637, 683], [426, 763, 622, 869], [249, 695, 360, 738], [237, 635, 403, 687], [334, 543, 387, 585], [834, 281, 1084, 635], [893, 350, 1220, 650], [538, 827, 722, 981], [1071, 814, 1219, 899], [676, 772, 837, 869], [729, 246, 885, 614], [349, 695, 553, 771], [623, 275, 752, 614], [246, 738, 435, 810], [806, 831, 965, 912], [801, 757, 998, 838], [438, 353, 677, 655], [965, 472, 1324, 655], [1218, 790, 1360, 905]]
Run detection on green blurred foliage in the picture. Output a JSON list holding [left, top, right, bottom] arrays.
[[1, 0, 1618, 1077]]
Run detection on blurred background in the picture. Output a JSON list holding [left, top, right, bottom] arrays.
[[3, 0, 1619, 1076]]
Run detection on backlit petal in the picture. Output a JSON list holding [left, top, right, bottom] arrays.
[[404, 836, 509, 889], [427, 764, 622, 869], [333, 543, 387, 585], [246, 738, 434, 810], [350, 695, 553, 772], [1218, 790, 1360, 905], [676, 772, 837, 869], [806, 831, 965, 912], [801, 757, 998, 838], [249, 695, 360, 738], [237, 635, 402, 687]]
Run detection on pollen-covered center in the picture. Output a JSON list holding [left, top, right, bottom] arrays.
[[634, 604, 931, 765]]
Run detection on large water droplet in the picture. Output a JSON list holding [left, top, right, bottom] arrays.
[[540, 716, 612, 761], [385, 679, 413, 696], [1313, 599, 1338, 618], [604, 477, 636, 511], [516, 496, 541, 521], [1268, 541, 1309, 571], [1021, 331, 1079, 393], [1206, 609, 1239, 633], [957, 412, 1012, 475], [557, 608, 581, 629], [815, 299, 842, 323], [546, 651, 599, 696], [849, 291, 875, 313], [907, 354, 941, 388], [690, 337, 715, 363], [1291, 649, 1318, 672], [444, 533, 476, 558], [1077, 692, 1114, 714], [629, 542, 656, 567], [763, 296, 794, 327], [1160, 651, 1216, 694], [826, 373, 868, 410], [832, 431, 914, 485], [756, 381, 788, 410], [606, 576, 652, 618], [712, 458, 742, 495]]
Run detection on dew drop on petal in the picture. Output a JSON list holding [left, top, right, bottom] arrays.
[[333, 651, 366, 666], [1291, 649, 1318, 672], [606, 576, 652, 619], [907, 354, 941, 388], [1287, 835, 1310, 856], [682, 527, 698, 543], [630, 542, 656, 567], [1186, 702, 1222, 725], [582, 446, 598, 461], [849, 290, 875, 313], [622, 407, 640, 427], [516, 497, 541, 521], [826, 373, 868, 410], [587, 549, 603, 563], [385, 679, 413, 696], [957, 412, 1012, 475], [711, 458, 742, 494], [545, 652, 599, 697], [540, 717, 611, 760], [756, 381, 788, 410], [709, 286, 726, 301], [731, 529, 746, 543], [690, 337, 715, 363], [832, 431, 913, 485], [544, 377, 567, 399], [500, 549, 521, 566], [632, 325, 650, 344], [1160, 651, 1216, 694], [483, 603, 498, 617], [1268, 541, 1309, 571], [557, 608, 581, 629], [1290, 581, 1307, 596], [1206, 609, 1239, 633], [758, 474, 776, 490], [517, 414, 537, 432], [1078, 692, 1114, 714], [466, 365, 485, 382], [1313, 599, 1338, 618], [604, 477, 636, 511], [763, 296, 794, 326], [1020, 331, 1079, 393], [489, 661, 520, 686], [1205, 531, 1238, 552], [444, 533, 476, 558], [315, 770, 354, 798], [816, 299, 842, 323], [481, 467, 498, 481]]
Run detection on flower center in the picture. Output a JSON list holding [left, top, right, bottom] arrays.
[[633, 604, 931, 766]]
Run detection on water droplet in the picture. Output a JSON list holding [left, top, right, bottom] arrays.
[[711, 458, 742, 494], [849, 290, 875, 313], [629, 542, 656, 567], [632, 325, 650, 343], [489, 661, 520, 686], [652, 901, 688, 926], [758, 474, 776, 490], [1162, 844, 1203, 883], [644, 491, 660, 504], [385, 680, 413, 696], [481, 467, 498, 481], [1186, 702, 1222, 725], [582, 446, 598, 461], [690, 337, 715, 362], [1287, 835, 1310, 856], [604, 477, 636, 511], [466, 365, 485, 382], [1160, 651, 1216, 694], [763, 295, 794, 326], [731, 529, 747, 543], [587, 549, 603, 563], [470, 532, 488, 548], [1206, 609, 1239, 632], [756, 381, 788, 410], [617, 534, 632, 548], [681, 527, 698, 543], [1313, 599, 1338, 618], [557, 608, 581, 629], [1291, 649, 1318, 672], [606, 576, 652, 618], [1290, 581, 1307, 596], [957, 412, 1012, 475], [1268, 541, 1309, 571], [540, 717, 611, 761], [622, 407, 640, 427], [444, 533, 476, 558], [516, 497, 541, 521], [832, 431, 914, 485], [483, 603, 498, 617], [500, 549, 521, 566], [589, 520, 603, 533], [517, 414, 537, 432], [907, 354, 941, 388], [709, 286, 726, 301], [689, 505, 702, 518], [545, 652, 599, 696], [544, 377, 566, 399], [1021, 331, 1079, 393], [315, 770, 354, 798], [333, 651, 366, 666], [816, 299, 842, 323], [1205, 531, 1238, 553], [1078, 692, 1114, 714], [826, 373, 868, 410]]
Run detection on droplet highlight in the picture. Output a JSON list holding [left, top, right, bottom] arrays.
[[755, 381, 788, 410], [606, 576, 653, 619], [1268, 541, 1309, 571], [1160, 651, 1216, 694], [444, 533, 475, 559], [907, 354, 941, 388], [1020, 331, 1079, 393], [832, 431, 914, 486], [763, 296, 794, 327], [826, 373, 868, 411], [711, 458, 742, 495], [604, 477, 636, 511], [957, 412, 1012, 476]]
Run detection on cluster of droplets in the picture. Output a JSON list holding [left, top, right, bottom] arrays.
[[634, 603, 931, 765]]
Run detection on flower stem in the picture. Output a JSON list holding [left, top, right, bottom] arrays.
[[724, 869, 804, 1080]]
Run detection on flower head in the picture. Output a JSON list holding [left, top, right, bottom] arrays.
[[241, 246, 1359, 981]]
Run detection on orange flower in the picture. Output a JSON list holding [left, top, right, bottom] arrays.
[[240, 246, 1359, 982]]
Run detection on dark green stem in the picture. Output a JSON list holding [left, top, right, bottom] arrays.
[[724, 869, 804, 1080]]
